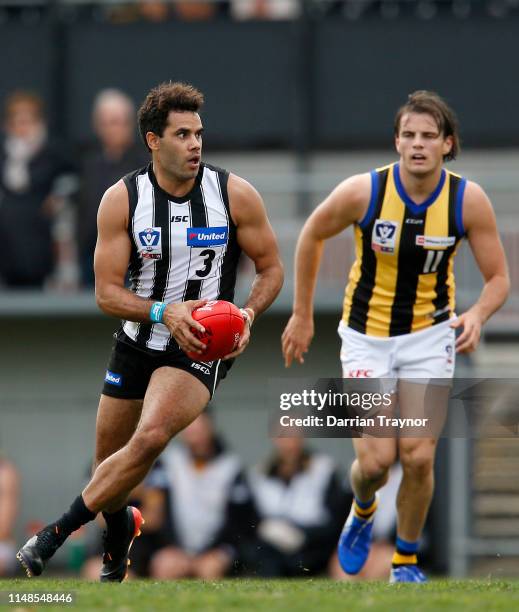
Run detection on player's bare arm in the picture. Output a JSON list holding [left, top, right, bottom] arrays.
[[224, 174, 284, 359], [94, 180, 207, 355], [450, 181, 510, 353], [282, 173, 370, 367]]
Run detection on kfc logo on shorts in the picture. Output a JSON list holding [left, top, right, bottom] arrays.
[[372, 220, 398, 253], [347, 369, 373, 378], [138, 227, 162, 260]]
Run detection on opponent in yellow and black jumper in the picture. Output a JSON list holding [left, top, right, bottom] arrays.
[[343, 161, 466, 337]]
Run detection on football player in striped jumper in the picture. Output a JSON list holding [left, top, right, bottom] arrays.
[[18, 82, 283, 581], [282, 91, 509, 582]]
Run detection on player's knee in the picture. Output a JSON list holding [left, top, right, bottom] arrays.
[[400, 443, 435, 477], [358, 456, 393, 483]]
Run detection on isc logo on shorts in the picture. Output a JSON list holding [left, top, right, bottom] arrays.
[[372, 220, 398, 253], [191, 362, 211, 375]]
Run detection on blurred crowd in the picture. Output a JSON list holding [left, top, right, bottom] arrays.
[[0, 412, 413, 580], [0, 87, 147, 291], [3, 1, 515, 23]]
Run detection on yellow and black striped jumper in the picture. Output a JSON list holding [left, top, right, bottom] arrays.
[[343, 162, 466, 337]]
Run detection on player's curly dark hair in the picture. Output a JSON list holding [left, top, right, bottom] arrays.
[[138, 82, 204, 151], [394, 90, 460, 161]]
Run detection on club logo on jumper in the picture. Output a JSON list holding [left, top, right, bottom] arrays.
[[105, 370, 123, 386], [416, 235, 456, 249], [138, 227, 162, 259], [372, 220, 398, 253], [187, 227, 228, 247]]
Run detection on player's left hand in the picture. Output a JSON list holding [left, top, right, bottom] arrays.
[[450, 309, 484, 353], [222, 308, 254, 360]]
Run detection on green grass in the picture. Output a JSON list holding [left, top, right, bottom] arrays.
[[1, 578, 518, 611]]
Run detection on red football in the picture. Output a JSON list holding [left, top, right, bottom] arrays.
[[187, 300, 245, 361]]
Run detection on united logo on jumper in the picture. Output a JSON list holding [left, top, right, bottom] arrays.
[[187, 227, 228, 247]]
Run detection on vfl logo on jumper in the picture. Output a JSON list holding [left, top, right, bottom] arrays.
[[187, 227, 228, 247], [138, 227, 162, 259], [372, 220, 398, 253], [416, 235, 456, 249], [105, 370, 122, 386]]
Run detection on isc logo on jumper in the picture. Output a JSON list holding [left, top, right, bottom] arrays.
[[372, 220, 398, 253], [105, 370, 122, 386], [187, 227, 228, 247], [138, 227, 162, 259]]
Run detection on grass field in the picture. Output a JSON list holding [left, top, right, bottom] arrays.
[[0, 579, 518, 611]]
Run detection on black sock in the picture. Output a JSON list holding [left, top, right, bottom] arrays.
[[102, 506, 128, 533], [50, 495, 97, 543]]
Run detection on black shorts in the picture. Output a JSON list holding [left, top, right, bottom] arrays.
[[102, 333, 231, 400]]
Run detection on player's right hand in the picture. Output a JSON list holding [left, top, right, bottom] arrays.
[[281, 313, 314, 368], [163, 299, 208, 355]]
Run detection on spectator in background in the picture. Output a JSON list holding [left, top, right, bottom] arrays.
[[77, 89, 147, 287], [246, 435, 350, 577], [173, 1, 219, 20], [231, 0, 300, 20], [139, 0, 171, 21], [146, 411, 257, 578], [106, 1, 226, 23], [0, 452, 20, 576], [0, 91, 76, 288]]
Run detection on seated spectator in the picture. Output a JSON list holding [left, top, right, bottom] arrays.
[[82, 411, 257, 579], [77, 89, 147, 287], [0, 453, 20, 576], [139, 0, 171, 21], [0, 91, 76, 288], [147, 411, 257, 578], [246, 435, 350, 576], [105, 1, 223, 23], [231, 0, 300, 20]]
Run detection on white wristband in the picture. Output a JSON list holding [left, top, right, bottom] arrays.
[[240, 307, 254, 327]]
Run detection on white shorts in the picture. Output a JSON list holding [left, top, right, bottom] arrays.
[[338, 319, 456, 382]]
